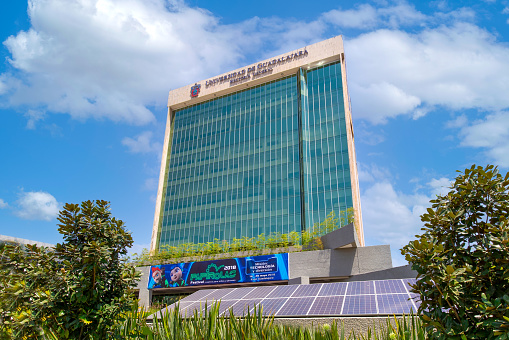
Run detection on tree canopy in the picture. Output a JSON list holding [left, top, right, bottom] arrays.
[[401, 165, 509, 339], [0, 200, 138, 340]]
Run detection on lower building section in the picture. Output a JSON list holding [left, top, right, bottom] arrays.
[[136, 224, 416, 308]]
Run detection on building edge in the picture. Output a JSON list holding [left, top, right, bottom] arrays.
[[150, 107, 174, 254], [340, 49, 365, 246]]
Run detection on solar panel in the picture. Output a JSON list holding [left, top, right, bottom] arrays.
[[229, 299, 262, 316], [204, 288, 235, 300], [153, 301, 194, 319], [156, 278, 421, 318], [342, 295, 377, 315], [375, 279, 406, 294], [266, 285, 298, 298], [346, 281, 375, 295], [221, 287, 254, 300], [292, 283, 322, 297], [308, 296, 344, 315], [410, 293, 421, 309], [180, 288, 217, 302], [208, 299, 240, 315], [402, 278, 417, 292], [377, 294, 415, 314], [276, 297, 315, 316], [243, 286, 277, 299], [178, 301, 207, 317], [257, 298, 288, 316], [318, 282, 347, 296]]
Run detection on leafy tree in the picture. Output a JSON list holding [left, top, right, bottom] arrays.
[[401, 165, 509, 339], [0, 200, 139, 339]]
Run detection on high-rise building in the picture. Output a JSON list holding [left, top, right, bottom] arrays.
[[151, 35, 364, 253]]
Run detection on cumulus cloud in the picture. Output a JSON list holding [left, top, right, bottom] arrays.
[[2, 0, 509, 133], [122, 131, 162, 154], [350, 81, 421, 124], [143, 177, 158, 191], [24, 109, 45, 129], [322, 5, 379, 29], [455, 111, 509, 167], [0, 198, 8, 209], [362, 181, 427, 266], [428, 177, 452, 197], [361, 168, 451, 266], [14, 191, 61, 221], [322, 3, 426, 29], [2, 0, 257, 125], [346, 23, 509, 124]]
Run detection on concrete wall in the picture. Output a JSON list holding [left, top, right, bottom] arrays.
[[320, 223, 359, 249], [137, 266, 152, 308], [346, 264, 417, 282], [288, 245, 392, 279]]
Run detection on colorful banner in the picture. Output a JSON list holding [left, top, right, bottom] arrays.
[[148, 253, 289, 289]]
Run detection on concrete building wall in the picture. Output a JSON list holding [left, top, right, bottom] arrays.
[[345, 264, 417, 282], [288, 245, 392, 280], [137, 246, 397, 307]]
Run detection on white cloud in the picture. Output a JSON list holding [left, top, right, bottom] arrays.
[[0, 76, 7, 95], [24, 109, 45, 129], [0, 198, 8, 209], [456, 111, 509, 167], [14, 191, 61, 221], [322, 3, 426, 29], [346, 23, 509, 124], [350, 82, 421, 124], [2, 0, 509, 131], [358, 163, 392, 183], [361, 170, 451, 266], [143, 177, 158, 191], [446, 114, 468, 129], [323, 5, 378, 29], [122, 131, 162, 154], [362, 181, 427, 266], [428, 177, 452, 197], [2, 0, 255, 125]]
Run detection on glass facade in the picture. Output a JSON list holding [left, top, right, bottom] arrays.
[[157, 61, 353, 248]]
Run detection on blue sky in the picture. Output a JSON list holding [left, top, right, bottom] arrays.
[[1, 0, 509, 265]]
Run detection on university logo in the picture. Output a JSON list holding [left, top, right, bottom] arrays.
[[190, 83, 201, 97]]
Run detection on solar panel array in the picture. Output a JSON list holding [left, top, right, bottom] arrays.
[[158, 278, 419, 318]]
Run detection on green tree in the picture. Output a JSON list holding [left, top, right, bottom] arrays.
[[0, 200, 139, 339], [401, 165, 509, 339]]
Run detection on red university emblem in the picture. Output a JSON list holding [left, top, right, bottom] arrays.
[[190, 83, 201, 97]]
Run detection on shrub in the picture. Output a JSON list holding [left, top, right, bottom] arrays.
[[401, 165, 509, 339], [0, 200, 139, 339]]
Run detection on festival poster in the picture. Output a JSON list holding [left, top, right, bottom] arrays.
[[148, 253, 289, 289]]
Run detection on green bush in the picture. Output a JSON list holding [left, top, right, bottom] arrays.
[[133, 209, 355, 266], [0, 200, 139, 339], [118, 301, 426, 340], [401, 165, 509, 339]]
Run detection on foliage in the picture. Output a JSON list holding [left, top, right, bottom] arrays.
[[308, 208, 354, 237], [401, 165, 509, 339], [0, 200, 139, 339], [133, 208, 354, 266], [117, 300, 426, 340]]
